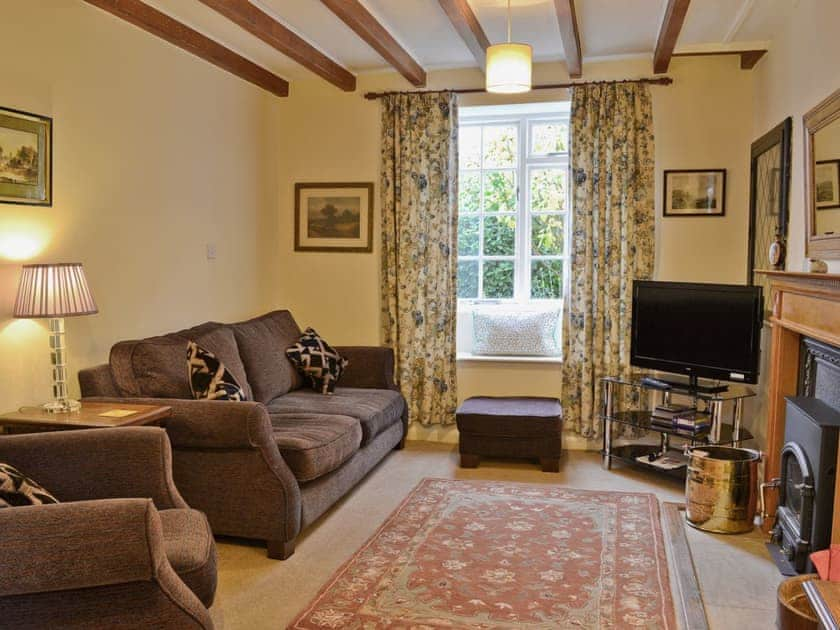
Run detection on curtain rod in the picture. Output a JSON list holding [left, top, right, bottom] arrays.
[[363, 76, 673, 100]]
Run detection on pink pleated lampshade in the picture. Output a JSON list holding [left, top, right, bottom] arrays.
[[14, 263, 98, 318]]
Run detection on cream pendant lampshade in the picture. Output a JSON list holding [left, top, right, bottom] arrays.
[[486, 43, 532, 94], [486, 0, 532, 94]]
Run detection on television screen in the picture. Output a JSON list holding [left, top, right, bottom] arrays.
[[631, 281, 764, 384]]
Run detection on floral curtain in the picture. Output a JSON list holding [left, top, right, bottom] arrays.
[[380, 92, 459, 426], [561, 83, 655, 438]]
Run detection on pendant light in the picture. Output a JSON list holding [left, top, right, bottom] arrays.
[[485, 0, 532, 94]]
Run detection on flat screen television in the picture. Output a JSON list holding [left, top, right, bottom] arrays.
[[630, 280, 764, 386]]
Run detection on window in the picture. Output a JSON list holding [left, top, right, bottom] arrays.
[[457, 103, 570, 303]]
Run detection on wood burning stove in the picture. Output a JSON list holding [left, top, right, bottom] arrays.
[[768, 397, 840, 573]]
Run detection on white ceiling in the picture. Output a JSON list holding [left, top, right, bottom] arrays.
[[134, 0, 788, 83]]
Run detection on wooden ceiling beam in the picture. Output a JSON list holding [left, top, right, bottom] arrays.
[[672, 47, 767, 70], [739, 49, 766, 69], [197, 0, 355, 92], [653, 0, 691, 74], [437, 0, 491, 70], [320, 0, 426, 87], [82, 0, 289, 97], [553, 0, 582, 78]]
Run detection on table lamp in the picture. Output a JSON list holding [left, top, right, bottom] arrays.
[[13, 263, 98, 413]]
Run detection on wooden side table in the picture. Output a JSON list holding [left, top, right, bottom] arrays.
[[0, 402, 172, 433]]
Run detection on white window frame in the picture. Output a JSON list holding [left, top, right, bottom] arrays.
[[457, 102, 570, 306]]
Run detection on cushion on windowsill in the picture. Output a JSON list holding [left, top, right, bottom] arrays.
[[471, 308, 561, 357]]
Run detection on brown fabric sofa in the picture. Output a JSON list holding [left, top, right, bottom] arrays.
[[79, 310, 407, 559], [0, 427, 216, 629]]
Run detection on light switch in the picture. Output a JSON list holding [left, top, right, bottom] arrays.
[[206, 243, 217, 260]]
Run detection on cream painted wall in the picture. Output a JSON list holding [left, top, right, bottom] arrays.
[[0, 1, 280, 410], [751, 0, 840, 272], [271, 56, 754, 443], [743, 1, 840, 454]]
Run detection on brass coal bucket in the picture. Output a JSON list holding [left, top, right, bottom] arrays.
[[685, 446, 761, 534]]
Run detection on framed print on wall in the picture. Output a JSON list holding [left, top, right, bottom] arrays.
[[294, 182, 374, 253], [0, 107, 52, 206], [815, 160, 840, 210], [663, 169, 726, 217]]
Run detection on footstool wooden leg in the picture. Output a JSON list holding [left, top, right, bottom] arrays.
[[540, 457, 560, 473], [461, 453, 480, 468]]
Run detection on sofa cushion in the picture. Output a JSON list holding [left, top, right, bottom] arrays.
[[158, 508, 217, 608], [270, 413, 362, 482], [285, 328, 349, 395], [267, 388, 404, 446], [187, 341, 247, 401], [109, 324, 251, 400], [231, 310, 304, 403], [0, 462, 58, 508]]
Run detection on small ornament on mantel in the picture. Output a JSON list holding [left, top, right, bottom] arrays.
[[809, 258, 829, 273], [768, 229, 786, 270]]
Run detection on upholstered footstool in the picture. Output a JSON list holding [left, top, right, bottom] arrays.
[[456, 396, 563, 472]]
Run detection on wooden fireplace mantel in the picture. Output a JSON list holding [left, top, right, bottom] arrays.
[[759, 270, 840, 538]]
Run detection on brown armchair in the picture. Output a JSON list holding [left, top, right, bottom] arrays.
[[0, 427, 216, 629]]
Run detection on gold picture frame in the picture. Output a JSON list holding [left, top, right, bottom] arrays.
[[294, 182, 373, 253], [0, 106, 52, 206]]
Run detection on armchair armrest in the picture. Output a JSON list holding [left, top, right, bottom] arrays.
[[0, 499, 212, 629], [0, 499, 167, 596], [335, 346, 397, 390], [84, 397, 275, 450], [0, 427, 186, 509]]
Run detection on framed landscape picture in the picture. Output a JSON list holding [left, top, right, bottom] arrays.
[[815, 160, 840, 210], [663, 169, 726, 217], [0, 107, 52, 206], [295, 182, 373, 252]]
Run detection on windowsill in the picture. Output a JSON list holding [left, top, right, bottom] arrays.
[[456, 352, 563, 364]]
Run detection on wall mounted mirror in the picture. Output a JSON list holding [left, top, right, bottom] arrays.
[[805, 88, 840, 259], [748, 117, 792, 304]]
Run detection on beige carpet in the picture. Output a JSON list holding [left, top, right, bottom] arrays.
[[209, 442, 782, 630]]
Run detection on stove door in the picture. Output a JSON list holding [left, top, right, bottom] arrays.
[[776, 442, 815, 572]]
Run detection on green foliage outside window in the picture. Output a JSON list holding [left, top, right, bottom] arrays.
[[457, 121, 567, 301]]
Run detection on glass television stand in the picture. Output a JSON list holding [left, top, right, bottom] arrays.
[[599, 375, 756, 478]]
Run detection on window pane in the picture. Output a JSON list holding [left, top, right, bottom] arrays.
[[530, 168, 567, 211], [459, 127, 481, 169], [483, 125, 517, 168], [458, 260, 479, 298], [458, 216, 480, 256], [531, 122, 568, 155], [531, 215, 564, 256], [483, 260, 514, 298], [484, 171, 516, 212], [459, 172, 480, 213], [531, 260, 564, 299], [484, 215, 516, 256]]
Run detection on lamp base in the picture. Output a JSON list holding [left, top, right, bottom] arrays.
[[42, 398, 82, 414]]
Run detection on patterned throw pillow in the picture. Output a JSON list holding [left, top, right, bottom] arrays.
[[285, 328, 349, 395], [0, 462, 59, 508], [187, 341, 247, 401]]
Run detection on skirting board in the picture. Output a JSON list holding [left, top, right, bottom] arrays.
[[663, 502, 709, 630]]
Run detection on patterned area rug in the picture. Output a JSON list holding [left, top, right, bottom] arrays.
[[290, 479, 676, 629]]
